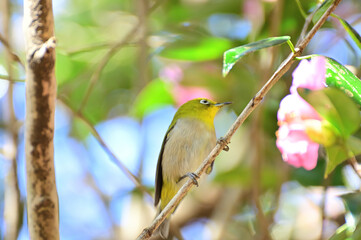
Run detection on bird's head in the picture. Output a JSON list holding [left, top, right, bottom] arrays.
[[174, 98, 231, 128]]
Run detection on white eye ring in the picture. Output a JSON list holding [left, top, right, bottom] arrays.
[[200, 99, 209, 105]]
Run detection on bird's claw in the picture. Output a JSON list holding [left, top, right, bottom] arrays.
[[217, 137, 230, 152], [178, 172, 199, 186]]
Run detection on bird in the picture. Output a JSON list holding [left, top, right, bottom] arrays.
[[154, 98, 231, 239]]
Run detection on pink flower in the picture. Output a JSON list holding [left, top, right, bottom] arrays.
[[276, 56, 327, 170], [277, 94, 321, 170], [277, 123, 319, 170], [290, 56, 326, 94]]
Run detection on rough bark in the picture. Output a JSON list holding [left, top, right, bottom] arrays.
[[23, 0, 59, 239]]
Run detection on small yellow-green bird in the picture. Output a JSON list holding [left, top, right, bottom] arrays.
[[154, 98, 231, 238]]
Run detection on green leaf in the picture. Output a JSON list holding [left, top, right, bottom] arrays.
[[299, 87, 361, 176], [325, 57, 361, 106], [332, 14, 361, 50], [131, 79, 174, 119], [325, 144, 349, 177], [298, 88, 361, 138], [341, 192, 361, 220], [352, 218, 361, 240], [329, 224, 350, 240], [159, 37, 232, 61], [312, 0, 335, 23], [324, 137, 361, 177], [222, 36, 290, 77]]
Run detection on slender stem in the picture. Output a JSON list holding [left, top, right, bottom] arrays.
[[0, 33, 25, 68], [77, 0, 162, 113], [2, 1, 22, 239], [294, 54, 319, 60], [77, 24, 141, 113], [297, 7, 317, 46], [0, 75, 25, 83], [136, 0, 342, 239], [59, 98, 153, 198], [287, 39, 296, 53], [295, 0, 308, 19]]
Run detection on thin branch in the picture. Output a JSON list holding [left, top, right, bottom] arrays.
[[136, 0, 342, 239], [76, 22, 141, 113], [0, 74, 25, 83], [66, 42, 136, 56], [0, 33, 24, 68], [296, 4, 318, 46], [2, 0, 22, 239], [295, 0, 308, 19], [77, 0, 163, 113], [58, 98, 153, 198]]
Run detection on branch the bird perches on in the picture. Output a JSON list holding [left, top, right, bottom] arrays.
[[137, 0, 342, 239]]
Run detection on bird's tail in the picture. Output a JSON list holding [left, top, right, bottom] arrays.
[[155, 216, 170, 239], [154, 205, 170, 239]]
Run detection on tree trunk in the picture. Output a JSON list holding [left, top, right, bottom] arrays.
[[23, 0, 59, 239]]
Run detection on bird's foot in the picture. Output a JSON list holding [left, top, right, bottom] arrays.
[[177, 172, 199, 186], [217, 137, 230, 152]]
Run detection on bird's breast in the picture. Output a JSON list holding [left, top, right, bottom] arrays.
[[162, 118, 216, 183]]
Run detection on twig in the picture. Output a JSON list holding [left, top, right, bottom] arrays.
[[58, 98, 153, 198], [0, 74, 25, 83], [2, 1, 22, 239], [67, 42, 112, 56], [296, 4, 317, 46], [77, 0, 163, 113], [136, 0, 342, 239], [0, 33, 25, 68], [77, 22, 141, 113], [295, 0, 308, 19]]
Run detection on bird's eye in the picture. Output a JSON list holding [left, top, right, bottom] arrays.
[[200, 99, 209, 105]]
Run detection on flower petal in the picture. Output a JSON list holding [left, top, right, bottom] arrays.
[[277, 94, 321, 123], [290, 56, 326, 94]]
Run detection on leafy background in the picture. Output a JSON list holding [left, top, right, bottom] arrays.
[[0, 0, 361, 239]]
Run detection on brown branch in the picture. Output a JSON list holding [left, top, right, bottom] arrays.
[[58, 98, 153, 198], [136, 0, 342, 239], [2, 1, 22, 239], [24, 0, 59, 239]]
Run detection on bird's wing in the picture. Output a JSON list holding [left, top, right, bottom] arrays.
[[154, 122, 176, 206]]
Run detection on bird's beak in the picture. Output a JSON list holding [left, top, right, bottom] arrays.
[[214, 102, 232, 107]]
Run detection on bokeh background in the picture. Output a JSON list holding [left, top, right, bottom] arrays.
[[1, 0, 361, 239]]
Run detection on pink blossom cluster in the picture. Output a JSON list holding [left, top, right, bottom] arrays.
[[276, 57, 327, 170]]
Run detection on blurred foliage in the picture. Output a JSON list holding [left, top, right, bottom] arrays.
[[1, 0, 361, 239]]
